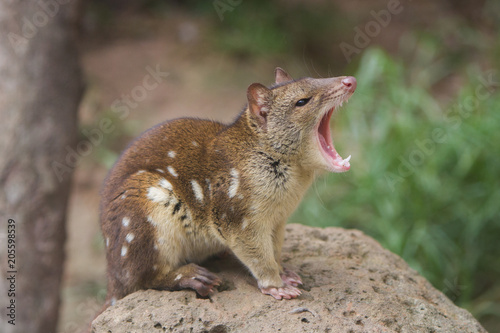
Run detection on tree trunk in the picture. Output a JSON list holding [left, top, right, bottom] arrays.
[[0, 1, 83, 333]]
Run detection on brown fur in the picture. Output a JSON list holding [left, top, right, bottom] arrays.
[[99, 68, 356, 309]]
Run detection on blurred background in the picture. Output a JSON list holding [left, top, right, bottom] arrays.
[[55, 0, 499, 331]]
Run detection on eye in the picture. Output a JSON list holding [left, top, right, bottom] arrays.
[[295, 98, 311, 107]]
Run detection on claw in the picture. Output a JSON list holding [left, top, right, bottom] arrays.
[[281, 268, 303, 287], [260, 285, 302, 300], [175, 264, 220, 297]]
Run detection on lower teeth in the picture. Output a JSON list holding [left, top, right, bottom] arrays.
[[342, 155, 351, 166]]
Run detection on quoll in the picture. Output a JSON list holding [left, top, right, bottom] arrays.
[[100, 68, 357, 308]]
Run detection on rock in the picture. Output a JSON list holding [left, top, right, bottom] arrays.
[[92, 224, 486, 333]]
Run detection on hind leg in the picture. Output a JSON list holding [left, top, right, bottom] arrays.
[[148, 263, 221, 296]]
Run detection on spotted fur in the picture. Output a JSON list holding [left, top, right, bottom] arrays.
[[99, 68, 356, 310]]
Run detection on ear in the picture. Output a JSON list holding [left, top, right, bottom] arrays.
[[247, 83, 272, 129], [275, 67, 293, 84]]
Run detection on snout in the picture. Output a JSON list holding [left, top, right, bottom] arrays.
[[341, 76, 357, 93]]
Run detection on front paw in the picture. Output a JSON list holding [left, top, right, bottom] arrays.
[[281, 267, 302, 287], [260, 285, 302, 300]]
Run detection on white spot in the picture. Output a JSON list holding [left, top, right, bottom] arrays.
[[174, 274, 183, 281], [241, 219, 249, 230], [192, 141, 199, 146], [153, 244, 158, 250], [191, 180, 204, 202], [168, 151, 176, 158], [125, 233, 135, 243], [158, 237, 166, 245], [156, 169, 165, 173], [111, 297, 117, 306], [228, 168, 239, 198], [206, 179, 212, 195], [167, 166, 178, 177], [121, 194, 126, 200], [106, 237, 110, 247], [122, 217, 130, 227], [159, 178, 173, 191], [147, 187, 169, 203], [148, 215, 158, 227], [136, 170, 145, 175], [121, 246, 128, 257]]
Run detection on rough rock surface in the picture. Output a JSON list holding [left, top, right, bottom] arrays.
[[92, 224, 486, 333]]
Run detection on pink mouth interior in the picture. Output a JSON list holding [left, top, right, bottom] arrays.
[[317, 107, 351, 172]]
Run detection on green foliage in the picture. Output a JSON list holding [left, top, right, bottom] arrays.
[[292, 48, 500, 320], [211, 0, 289, 57], [211, 0, 347, 63]]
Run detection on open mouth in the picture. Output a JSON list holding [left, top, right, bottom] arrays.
[[316, 105, 351, 173], [315, 76, 356, 173]]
